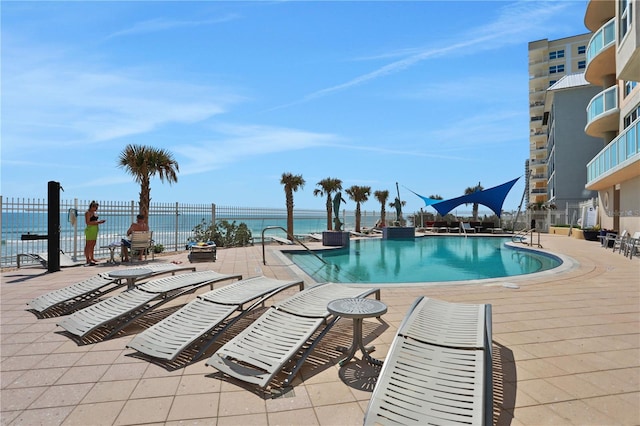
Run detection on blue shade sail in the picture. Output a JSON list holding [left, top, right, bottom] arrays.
[[410, 177, 520, 218]]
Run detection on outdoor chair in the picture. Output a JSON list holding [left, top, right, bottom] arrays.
[[126, 276, 304, 362], [17, 250, 83, 269], [206, 282, 381, 389], [26, 263, 196, 318], [461, 222, 476, 233], [612, 230, 629, 254], [128, 231, 154, 262], [364, 296, 493, 425], [57, 271, 241, 343], [624, 232, 640, 259]]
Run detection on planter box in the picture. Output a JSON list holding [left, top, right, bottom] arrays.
[[549, 226, 571, 236], [582, 230, 599, 241], [188, 245, 217, 262], [322, 231, 350, 247], [383, 227, 415, 240]]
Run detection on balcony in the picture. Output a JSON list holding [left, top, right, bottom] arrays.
[[584, 0, 615, 32], [530, 146, 548, 157], [585, 18, 615, 85], [587, 120, 640, 190], [585, 86, 619, 137], [530, 173, 547, 182]]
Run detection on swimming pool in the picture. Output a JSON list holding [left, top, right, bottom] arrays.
[[283, 236, 562, 284]]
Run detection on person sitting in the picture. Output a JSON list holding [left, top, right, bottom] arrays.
[[121, 214, 149, 262]]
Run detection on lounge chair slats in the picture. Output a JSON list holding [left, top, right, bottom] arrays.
[[57, 290, 158, 337], [402, 298, 486, 349], [366, 339, 485, 425], [126, 276, 303, 361], [57, 271, 241, 341], [207, 282, 380, 388], [27, 273, 119, 314], [26, 263, 196, 317], [364, 296, 492, 426], [275, 284, 376, 317], [212, 311, 325, 387], [127, 300, 239, 360]]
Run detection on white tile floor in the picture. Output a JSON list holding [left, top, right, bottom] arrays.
[[1, 233, 639, 425]]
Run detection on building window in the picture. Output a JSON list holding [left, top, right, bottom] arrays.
[[577, 45, 586, 54], [549, 50, 565, 60], [549, 80, 557, 87], [549, 65, 564, 74], [624, 81, 638, 97], [619, 0, 632, 39], [623, 105, 640, 129], [578, 60, 586, 69]]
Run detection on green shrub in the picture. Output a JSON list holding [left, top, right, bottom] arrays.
[[187, 219, 253, 248]]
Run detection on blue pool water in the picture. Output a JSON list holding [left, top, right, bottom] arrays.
[[284, 237, 561, 283]]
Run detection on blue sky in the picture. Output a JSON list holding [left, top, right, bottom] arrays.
[[1, 1, 589, 215]]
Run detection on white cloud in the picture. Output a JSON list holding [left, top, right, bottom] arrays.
[[276, 1, 573, 108], [105, 14, 241, 39], [175, 123, 342, 175]]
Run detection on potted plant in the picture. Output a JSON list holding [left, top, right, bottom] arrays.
[[582, 224, 600, 241]]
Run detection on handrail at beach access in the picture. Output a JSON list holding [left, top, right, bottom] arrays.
[[261, 226, 327, 266]]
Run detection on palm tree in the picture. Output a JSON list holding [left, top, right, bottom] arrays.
[[464, 182, 484, 221], [313, 177, 342, 231], [345, 185, 371, 232], [117, 144, 179, 223], [280, 172, 305, 241], [374, 190, 389, 228]]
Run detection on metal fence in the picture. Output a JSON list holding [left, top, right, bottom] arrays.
[[0, 197, 383, 268], [2, 195, 546, 269]]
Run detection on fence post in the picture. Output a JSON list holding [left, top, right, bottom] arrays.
[[47, 181, 61, 273], [212, 204, 216, 228], [174, 202, 179, 252], [73, 198, 79, 261]]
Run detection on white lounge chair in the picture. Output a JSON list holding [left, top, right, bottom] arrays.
[[364, 296, 493, 426], [126, 276, 304, 362], [612, 230, 629, 253], [17, 250, 83, 269], [57, 271, 241, 342], [461, 222, 476, 233], [270, 236, 294, 245], [624, 232, 640, 259], [27, 263, 196, 318], [206, 282, 381, 388]]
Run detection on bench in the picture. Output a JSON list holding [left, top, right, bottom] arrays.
[[364, 296, 493, 425]]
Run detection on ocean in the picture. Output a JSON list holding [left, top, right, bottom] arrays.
[[1, 209, 381, 268]]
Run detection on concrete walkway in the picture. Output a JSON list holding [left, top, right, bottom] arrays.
[[1, 234, 638, 425]]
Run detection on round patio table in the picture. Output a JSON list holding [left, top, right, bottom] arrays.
[[108, 268, 153, 290], [327, 297, 387, 366]]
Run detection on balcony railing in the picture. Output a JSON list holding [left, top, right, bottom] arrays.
[[587, 18, 615, 64], [587, 120, 640, 183], [586, 86, 618, 123]]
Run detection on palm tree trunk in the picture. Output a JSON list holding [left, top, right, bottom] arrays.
[[286, 190, 294, 241], [355, 204, 361, 232]]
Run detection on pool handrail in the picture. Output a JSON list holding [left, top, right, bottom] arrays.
[[261, 226, 328, 266]]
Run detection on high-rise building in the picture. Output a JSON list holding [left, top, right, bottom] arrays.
[[527, 34, 592, 207], [545, 73, 603, 208], [583, 0, 640, 232]]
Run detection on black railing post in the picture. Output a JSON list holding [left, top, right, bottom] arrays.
[[48, 181, 61, 273]]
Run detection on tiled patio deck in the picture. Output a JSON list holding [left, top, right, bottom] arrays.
[[1, 234, 638, 425]]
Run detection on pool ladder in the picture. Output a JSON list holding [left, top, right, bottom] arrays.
[[512, 228, 543, 248], [261, 226, 328, 266]]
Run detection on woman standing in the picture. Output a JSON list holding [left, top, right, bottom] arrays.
[[84, 201, 105, 266]]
